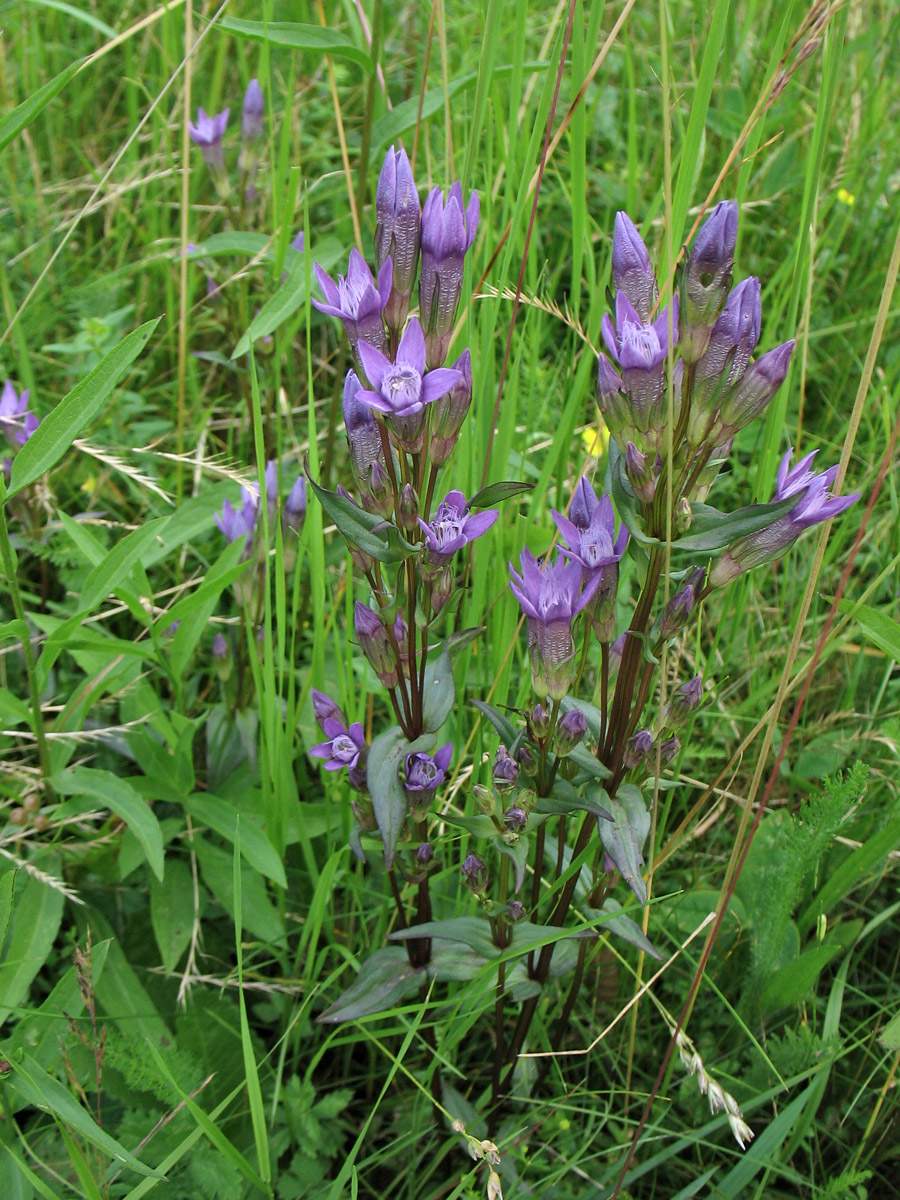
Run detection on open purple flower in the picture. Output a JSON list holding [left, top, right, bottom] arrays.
[[403, 743, 452, 803], [710, 449, 860, 587], [356, 318, 461, 451], [311, 719, 366, 772], [418, 489, 497, 568], [313, 248, 393, 356], [419, 181, 480, 366], [601, 292, 678, 446], [551, 485, 627, 580], [509, 549, 602, 699], [215, 488, 258, 550], [0, 381, 38, 448], [188, 106, 230, 174]]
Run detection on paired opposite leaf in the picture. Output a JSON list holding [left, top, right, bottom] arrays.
[[307, 471, 417, 564], [367, 727, 434, 867]]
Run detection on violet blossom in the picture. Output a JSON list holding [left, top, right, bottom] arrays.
[[375, 144, 421, 331], [419, 181, 480, 367], [313, 248, 393, 357], [215, 488, 258, 554], [0, 381, 38, 448], [403, 743, 452, 809], [709, 449, 860, 587], [188, 106, 230, 175], [509, 548, 602, 700], [418, 489, 497, 568], [310, 718, 366, 773], [611, 212, 658, 323], [601, 291, 679, 449]]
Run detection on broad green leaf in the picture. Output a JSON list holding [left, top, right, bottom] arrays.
[[674, 495, 798, 552], [880, 1010, 900, 1051], [219, 16, 373, 71], [7, 1054, 163, 1178], [79, 518, 169, 613], [838, 599, 900, 664], [8, 318, 160, 495], [307, 471, 418, 564], [390, 917, 595, 963], [599, 784, 650, 906], [467, 479, 534, 508], [231, 236, 341, 357], [0, 619, 30, 643], [317, 947, 423, 1023], [185, 793, 287, 888], [150, 860, 196, 973], [0, 873, 64, 1027], [592, 897, 662, 959], [367, 727, 433, 867], [537, 779, 612, 820], [421, 642, 455, 733], [761, 921, 862, 1011], [0, 56, 83, 152], [194, 837, 284, 944], [53, 767, 164, 882], [470, 699, 518, 746]]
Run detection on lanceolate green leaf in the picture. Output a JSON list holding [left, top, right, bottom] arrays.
[[317, 947, 423, 1023], [837, 599, 900, 665], [8, 318, 161, 496], [307, 471, 417, 564], [0, 56, 84, 153], [0, 874, 64, 1027], [421, 642, 455, 733], [53, 767, 165, 882], [218, 17, 374, 72], [599, 785, 650, 906], [78, 518, 170, 614], [367, 728, 434, 867]]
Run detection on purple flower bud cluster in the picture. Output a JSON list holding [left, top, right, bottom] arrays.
[[215, 462, 307, 564], [189, 79, 267, 201]]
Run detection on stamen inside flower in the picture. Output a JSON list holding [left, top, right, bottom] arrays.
[[383, 364, 422, 408]]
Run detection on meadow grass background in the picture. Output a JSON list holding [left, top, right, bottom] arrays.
[[1, 0, 900, 1196]]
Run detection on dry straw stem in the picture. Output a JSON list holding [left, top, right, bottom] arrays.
[[520, 911, 715, 1060]]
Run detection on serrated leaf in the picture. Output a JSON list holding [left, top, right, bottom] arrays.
[[467, 479, 534, 508], [232, 237, 341, 357], [599, 784, 650, 906], [307, 471, 417, 564], [421, 642, 455, 733], [8, 319, 161, 496], [79, 518, 169, 613], [53, 767, 164, 882], [367, 728, 433, 867], [317, 947, 423, 1023], [219, 17, 374, 72], [7, 1054, 163, 1178]]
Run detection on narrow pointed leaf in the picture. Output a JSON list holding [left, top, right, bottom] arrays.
[[599, 784, 650, 906]]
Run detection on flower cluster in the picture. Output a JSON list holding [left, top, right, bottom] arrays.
[[188, 79, 266, 201]]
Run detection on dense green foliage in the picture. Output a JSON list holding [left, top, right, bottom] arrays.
[[1, 1, 899, 1197]]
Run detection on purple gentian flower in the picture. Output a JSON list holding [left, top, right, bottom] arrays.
[[601, 292, 679, 447], [311, 688, 346, 730], [0, 381, 37, 447], [690, 277, 762, 431], [509, 549, 602, 700], [375, 144, 421, 330], [313, 248, 392, 357], [310, 718, 366, 772], [403, 743, 452, 802], [611, 212, 658, 323], [188, 106, 230, 174], [417, 489, 497, 568], [215, 488, 258, 553], [241, 79, 264, 143], [342, 368, 386, 490], [709, 449, 860, 587], [551, 486, 627, 581], [283, 477, 307, 535], [419, 182, 480, 366], [717, 339, 795, 436], [356, 318, 461, 451]]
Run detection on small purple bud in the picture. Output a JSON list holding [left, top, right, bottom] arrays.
[[416, 842, 435, 866], [664, 674, 703, 729], [659, 735, 682, 765], [398, 483, 419, 530], [507, 899, 526, 922], [554, 708, 588, 757], [430, 566, 454, 614], [529, 704, 551, 740], [241, 79, 264, 144], [718, 340, 795, 434], [624, 729, 654, 770], [311, 688, 346, 731], [492, 745, 519, 792], [213, 631, 232, 682], [461, 853, 489, 893], [625, 441, 656, 504], [354, 602, 398, 688], [597, 353, 629, 441], [681, 201, 739, 349], [660, 567, 705, 637], [503, 805, 528, 831], [283, 477, 307, 535], [517, 743, 537, 776]]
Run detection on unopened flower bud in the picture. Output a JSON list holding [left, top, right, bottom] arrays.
[[530, 704, 551, 740], [516, 786, 537, 814], [283, 477, 307, 536], [240, 78, 264, 145], [492, 745, 519, 791], [398, 483, 419, 529], [429, 566, 454, 613], [416, 842, 434, 866], [461, 853, 489, 893], [516, 743, 537, 776], [375, 145, 421, 331], [507, 899, 526, 922], [680, 201, 739, 360], [660, 567, 705, 638], [674, 497, 692, 535], [611, 212, 658, 322], [597, 353, 630, 441], [429, 349, 472, 464], [503, 806, 528, 840], [392, 613, 409, 663], [625, 441, 656, 504], [311, 688, 346, 730], [343, 369, 387, 486], [660, 735, 681, 764], [360, 460, 393, 519], [718, 340, 794, 435], [212, 631, 232, 681], [624, 729, 654, 770], [663, 674, 703, 728], [554, 708, 587, 757], [472, 784, 495, 815], [419, 183, 479, 367], [354, 602, 398, 687], [351, 797, 376, 831]]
